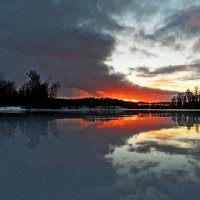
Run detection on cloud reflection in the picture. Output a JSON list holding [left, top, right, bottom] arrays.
[[105, 126, 200, 200]]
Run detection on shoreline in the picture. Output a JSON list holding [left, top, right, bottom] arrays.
[[0, 106, 200, 114]]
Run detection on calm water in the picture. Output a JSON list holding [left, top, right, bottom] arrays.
[[0, 111, 200, 200]]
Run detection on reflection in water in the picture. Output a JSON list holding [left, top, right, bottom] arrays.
[[0, 115, 60, 149], [105, 125, 200, 200], [171, 112, 200, 132], [0, 112, 200, 199], [0, 111, 200, 150], [0, 112, 169, 149]]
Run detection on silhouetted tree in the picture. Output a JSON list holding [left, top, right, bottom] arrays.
[[177, 93, 184, 108], [19, 70, 48, 100], [0, 71, 17, 105], [171, 86, 200, 109], [185, 89, 193, 103], [49, 81, 61, 98], [16, 70, 61, 108], [194, 86, 199, 102], [171, 96, 177, 107], [18, 70, 60, 106]]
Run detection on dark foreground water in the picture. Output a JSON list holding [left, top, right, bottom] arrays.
[[0, 111, 200, 200]]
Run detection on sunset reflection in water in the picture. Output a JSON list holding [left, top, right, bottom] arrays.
[[1, 112, 200, 200]]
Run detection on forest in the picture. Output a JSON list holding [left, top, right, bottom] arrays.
[[171, 87, 200, 109], [0, 70, 60, 108], [0, 70, 199, 109]]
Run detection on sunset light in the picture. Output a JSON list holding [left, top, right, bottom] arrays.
[[1, 0, 200, 102]]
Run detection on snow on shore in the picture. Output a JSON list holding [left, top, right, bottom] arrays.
[[0, 106, 126, 114], [0, 107, 26, 113], [0, 106, 200, 114]]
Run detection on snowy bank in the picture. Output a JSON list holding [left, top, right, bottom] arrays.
[[0, 107, 26, 113]]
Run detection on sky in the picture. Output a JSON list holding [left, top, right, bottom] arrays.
[[1, 0, 200, 102]]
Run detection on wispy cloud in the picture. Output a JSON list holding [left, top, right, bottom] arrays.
[[130, 47, 157, 58], [130, 64, 200, 78]]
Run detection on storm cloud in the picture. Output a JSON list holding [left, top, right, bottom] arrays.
[[134, 3, 200, 51], [1, 0, 200, 101]]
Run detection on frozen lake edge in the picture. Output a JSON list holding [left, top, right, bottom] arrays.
[[1, 106, 200, 114]]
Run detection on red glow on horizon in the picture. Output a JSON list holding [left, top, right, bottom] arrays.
[[94, 88, 173, 102], [68, 90, 173, 102], [62, 84, 176, 102]]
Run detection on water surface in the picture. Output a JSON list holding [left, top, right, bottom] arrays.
[[0, 111, 200, 200]]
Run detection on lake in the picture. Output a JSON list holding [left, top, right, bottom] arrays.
[[0, 111, 200, 200]]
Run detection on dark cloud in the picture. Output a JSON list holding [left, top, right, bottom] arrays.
[[134, 5, 200, 50], [0, 0, 179, 101], [0, 0, 118, 85], [133, 141, 191, 156], [97, 0, 167, 21], [157, 6, 200, 36], [135, 30, 184, 51], [180, 74, 200, 81], [159, 35, 184, 50], [131, 63, 200, 77]]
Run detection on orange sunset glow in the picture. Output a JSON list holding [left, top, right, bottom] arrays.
[[95, 88, 174, 102], [65, 85, 176, 102]]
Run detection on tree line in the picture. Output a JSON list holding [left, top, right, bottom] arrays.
[[171, 87, 200, 109], [0, 70, 60, 108], [1, 70, 200, 109]]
